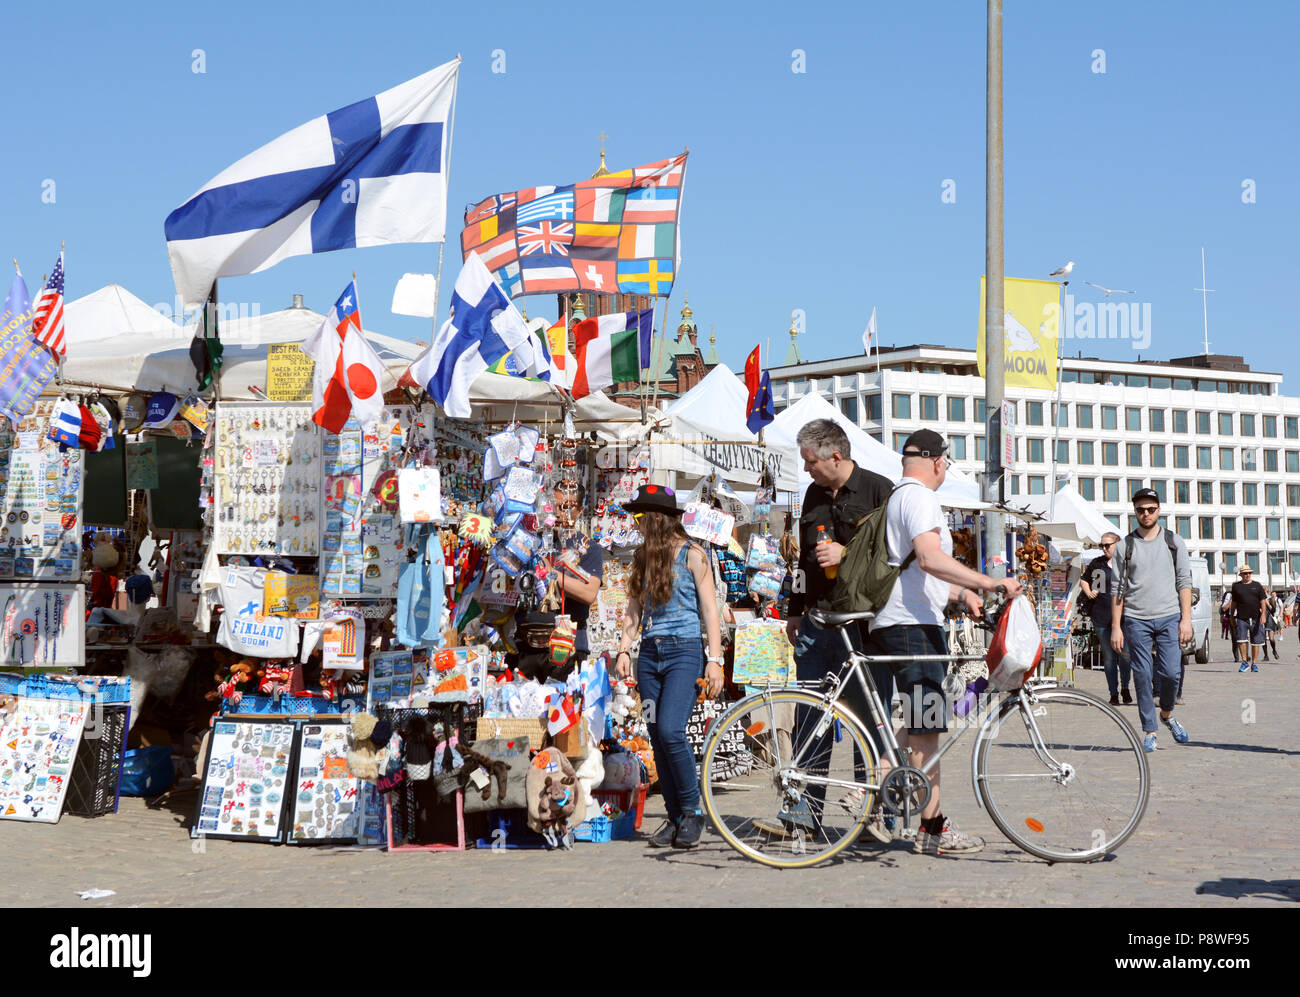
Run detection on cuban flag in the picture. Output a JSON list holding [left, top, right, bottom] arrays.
[[404, 253, 548, 419], [164, 59, 460, 308], [302, 280, 385, 433]]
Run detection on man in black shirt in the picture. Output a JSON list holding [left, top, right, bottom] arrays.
[[1227, 565, 1267, 672], [763, 419, 892, 840]]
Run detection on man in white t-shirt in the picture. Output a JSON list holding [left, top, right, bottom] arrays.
[[868, 430, 1023, 857]]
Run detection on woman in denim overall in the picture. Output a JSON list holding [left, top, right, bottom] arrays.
[[613, 485, 724, 849]]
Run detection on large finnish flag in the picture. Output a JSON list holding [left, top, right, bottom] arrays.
[[164, 58, 460, 308], [407, 252, 548, 419]]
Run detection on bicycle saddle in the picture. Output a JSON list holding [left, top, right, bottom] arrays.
[[807, 608, 875, 627]]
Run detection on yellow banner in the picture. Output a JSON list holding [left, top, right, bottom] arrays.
[[977, 277, 1060, 390]]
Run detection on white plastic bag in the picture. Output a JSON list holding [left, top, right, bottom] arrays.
[[985, 595, 1043, 691]]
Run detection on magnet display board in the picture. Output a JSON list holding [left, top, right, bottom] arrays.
[[287, 720, 362, 844], [194, 718, 298, 842], [0, 584, 85, 669], [0, 404, 86, 581], [0, 698, 88, 822]]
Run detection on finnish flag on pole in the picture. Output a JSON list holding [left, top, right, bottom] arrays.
[[164, 58, 460, 308], [405, 253, 546, 419]]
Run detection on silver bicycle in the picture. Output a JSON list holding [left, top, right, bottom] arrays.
[[699, 606, 1150, 868]]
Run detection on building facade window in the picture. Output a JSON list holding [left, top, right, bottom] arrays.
[[1243, 448, 1257, 471], [1151, 480, 1167, 503], [1198, 517, 1214, 540], [1173, 409, 1188, 434], [1126, 407, 1142, 432], [1102, 406, 1118, 430], [1218, 412, 1233, 436], [1288, 451, 1300, 474], [1222, 517, 1237, 540], [1028, 438, 1044, 463], [1149, 409, 1165, 432], [1054, 402, 1069, 427], [920, 394, 939, 420], [975, 436, 986, 461], [893, 432, 909, 450], [1056, 440, 1069, 463], [975, 398, 988, 423], [1264, 415, 1278, 438], [1026, 401, 1043, 426], [1289, 484, 1300, 506], [947, 396, 965, 422], [1241, 413, 1256, 436], [840, 396, 858, 422], [892, 394, 911, 419], [1266, 483, 1280, 505], [1078, 478, 1095, 501], [1077, 405, 1093, 429], [1244, 482, 1259, 505], [1196, 411, 1211, 434], [1220, 447, 1234, 471], [1078, 441, 1094, 464], [1246, 552, 1260, 573], [950, 436, 967, 460], [1103, 478, 1120, 502], [1267, 518, 1281, 542], [1175, 480, 1190, 504], [1103, 442, 1119, 466], [1197, 446, 1212, 470], [1287, 416, 1299, 439], [1198, 481, 1214, 505], [1265, 450, 1279, 472], [1176, 516, 1191, 539], [865, 394, 882, 421], [1174, 445, 1189, 468], [1245, 519, 1259, 541], [1029, 475, 1046, 494], [1127, 443, 1143, 466], [1150, 444, 1166, 467], [1289, 519, 1300, 542], [1221, 482, 1236, 505], [1223, 552, 1238, 575]]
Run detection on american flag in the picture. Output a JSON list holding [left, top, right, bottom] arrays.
[[30, 251, 66, 358]]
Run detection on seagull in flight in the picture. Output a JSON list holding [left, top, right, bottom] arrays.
[[1085, 281, 1135, 297], [1049, 261, 1075, 278]]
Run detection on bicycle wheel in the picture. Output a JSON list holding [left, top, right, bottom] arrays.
[[974, 686, 1149, 862], [699, 689, 879, 869]]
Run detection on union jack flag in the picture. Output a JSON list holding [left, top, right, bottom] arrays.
[[30, 250, 66, 359], [519, 221, 573, 257]]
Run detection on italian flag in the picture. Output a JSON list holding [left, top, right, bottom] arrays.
[[571, 310, 653, 399]]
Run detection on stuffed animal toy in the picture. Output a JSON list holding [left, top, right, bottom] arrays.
[[212, 658, 257, 706], [526, 746, 582, 836], [607, 679, 637, 725], [597, 751, 642, 792], [347, 712, 388, 781], [458, 744, 511, 802]]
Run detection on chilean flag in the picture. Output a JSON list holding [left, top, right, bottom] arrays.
[[302, 280, 385, 433]]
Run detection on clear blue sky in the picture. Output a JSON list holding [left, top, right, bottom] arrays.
[[3, 1, 1296, 379]]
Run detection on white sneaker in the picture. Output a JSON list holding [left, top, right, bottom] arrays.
[[835, 786, 867, 817], [914, 818, 984, 856]]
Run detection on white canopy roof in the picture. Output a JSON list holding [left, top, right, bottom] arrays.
[[765, 391, 985, 508], [63, 284, 186, 346], [1007, 483, 1115, 546], [59, 305, 423, 400], [461, 371, 640, 436], [646, 364, 800, 492]]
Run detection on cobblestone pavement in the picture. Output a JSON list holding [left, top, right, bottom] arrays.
[[3, 646, 1297, 908]]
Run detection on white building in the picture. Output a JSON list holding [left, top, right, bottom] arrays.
[[767, 342, 1300, 594]]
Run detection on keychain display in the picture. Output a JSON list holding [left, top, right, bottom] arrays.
[[0, 584, 84, 669], [212, 402, 322, 556], [0, 403, 85, 581]]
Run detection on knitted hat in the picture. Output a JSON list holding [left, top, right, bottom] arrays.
[[370, 718, 393, 747]]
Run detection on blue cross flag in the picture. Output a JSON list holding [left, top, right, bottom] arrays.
[[406, 252, 554, 419], [164, 58, 460, 308]]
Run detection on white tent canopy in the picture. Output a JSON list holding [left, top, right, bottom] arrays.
[[59, 304, 424, 400], [766, 391, 985, 508], [1008, 483, 1115, 546], [644, 364, 800, 492], [63, 284, 186, 347], [462, 371, 640, 436]]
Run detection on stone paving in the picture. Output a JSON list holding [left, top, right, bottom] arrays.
[[2, 643, 1296, 907]]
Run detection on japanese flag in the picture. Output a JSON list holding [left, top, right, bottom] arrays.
[[303, 280, 385, 433]]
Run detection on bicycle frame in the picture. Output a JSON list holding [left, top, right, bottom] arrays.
[[770, 621, 1063, 822]]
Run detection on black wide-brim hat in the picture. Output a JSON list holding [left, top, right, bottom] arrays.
[[624, 484, 683, 516]]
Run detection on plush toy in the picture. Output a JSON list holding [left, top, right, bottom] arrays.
[[526, 746, 581, 836], [458, 744, 510, 802], [212, 657, 258, 706], [346, 712, 389, 781], [597, 751, 642, 792], [607, 679, 637, 725], [258, 662, 293, 697]]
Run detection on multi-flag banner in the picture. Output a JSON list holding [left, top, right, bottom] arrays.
[[461, 152, 687, 299]]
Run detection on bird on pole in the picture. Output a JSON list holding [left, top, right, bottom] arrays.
[[1048, 261, 1075, 278]]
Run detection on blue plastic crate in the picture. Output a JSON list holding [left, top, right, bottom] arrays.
[[0, 672, 131, 704], [120, 745, 175, 797], [226, 693, 339, 715], [473, 808, 548, 850], [572, 809, 637, 843]]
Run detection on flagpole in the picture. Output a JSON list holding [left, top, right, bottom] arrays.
[[1048, 278, 1067, 520], [648, 296, 666, 417], [431, 54, 462, 333]]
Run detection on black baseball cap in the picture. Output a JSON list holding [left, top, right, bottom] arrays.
[[1131, 488, 1160, 506], [901, 429, 947, 458]]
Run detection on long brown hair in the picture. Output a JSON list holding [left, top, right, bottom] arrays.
[[629, 510, 690, 610]]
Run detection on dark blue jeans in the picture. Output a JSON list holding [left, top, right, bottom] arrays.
[[1095, 624, 1131, 697], [635, 634, 705, 823], [794, 617, 895, 816], [1122, 613, 1181, 734]]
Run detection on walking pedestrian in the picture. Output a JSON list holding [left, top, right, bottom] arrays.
[[1079, 532, 1132, 706], [613, 485, 724, 850], [1226, 566, 1266, 672], [1111, 489, 1194, 752]]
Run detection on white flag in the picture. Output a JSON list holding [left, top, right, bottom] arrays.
[[862, 307, 877, 355]]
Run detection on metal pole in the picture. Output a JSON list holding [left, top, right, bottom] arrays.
[[431, 55, 462, 332], [984, 0, 1006, 578], [1048, 278, 1067, 519]]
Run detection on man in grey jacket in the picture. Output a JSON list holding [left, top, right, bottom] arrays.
[[1111, 488, 1193, 752]]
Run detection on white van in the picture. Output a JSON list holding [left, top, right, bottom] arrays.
[[1186, 558, 1213, 664]]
